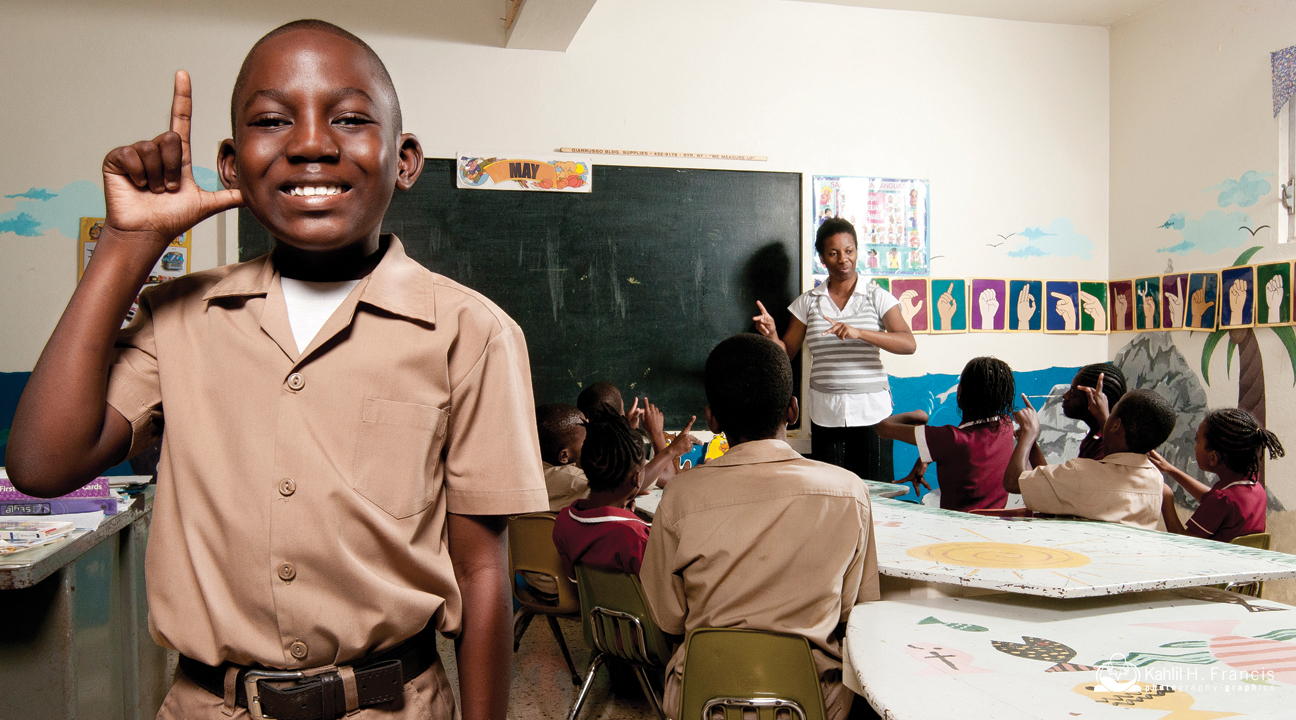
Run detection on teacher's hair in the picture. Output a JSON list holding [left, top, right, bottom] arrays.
[[957, 356, 1015, 426], [815, 217, 857, 254], [705, 334, 793, 441]]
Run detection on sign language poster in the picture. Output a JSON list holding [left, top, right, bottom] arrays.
[[1135, 276, 1161, 330], [891, 278, 930, 333], [1256, 262, 1292, 327], [1078, 281, 1108, 333], [1044, 281, 1080, 333], [813, 175, 930, 282], [1108, 280, 1135, 332], [970, 279, 1007, 332], [1007, 280, 1042, 332], [1220, 266, 1256, 328], [930, 279, 967, 333], [1160, 273, 1188, 330], [1185, 273, 1219, 330]]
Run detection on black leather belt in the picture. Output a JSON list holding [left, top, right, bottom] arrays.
[[179, 626, 438, 720]]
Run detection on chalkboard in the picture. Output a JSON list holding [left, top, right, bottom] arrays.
[[240, 161, 802, 426]]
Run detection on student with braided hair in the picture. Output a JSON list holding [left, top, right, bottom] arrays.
[[551, 409, 699, 582], [875, 357, 1017, 512], [1153, 409, 1285, 543]]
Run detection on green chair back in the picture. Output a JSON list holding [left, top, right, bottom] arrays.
[[1226, 533, 1273, 598], [679, 628, 826, 720], [508, 513, 580, 616], [573, 565, 674, 668]]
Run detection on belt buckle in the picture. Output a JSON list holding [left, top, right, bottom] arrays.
[[243, 669, 305, 720]]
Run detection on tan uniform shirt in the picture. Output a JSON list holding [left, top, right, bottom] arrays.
[[640, 439, 880, 719], [1018, 452, 1163, 530], [106, 237, 547, 669], [544, 461, 589, 512]]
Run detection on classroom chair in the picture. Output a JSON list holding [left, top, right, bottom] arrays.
[[507, 512, 582, 686], [679, 628, 826, 720], [1224, 532, 1272, 598], [568, 565, 672, 720]]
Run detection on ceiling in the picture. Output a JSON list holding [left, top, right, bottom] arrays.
[[787, 0, 1173, 27]]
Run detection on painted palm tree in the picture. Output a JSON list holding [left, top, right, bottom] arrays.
[[1200, 246, 1296, 488]]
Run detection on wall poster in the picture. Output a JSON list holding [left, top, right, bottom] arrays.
[[812, 176, 930, 285], [79, 216, 191, 328]]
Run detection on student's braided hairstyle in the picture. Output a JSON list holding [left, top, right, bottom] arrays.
[[1202, 408, 1285, 478], [957, 356, 1015, 426], [1074, 362, 1127, 410], [579, 406, 646, 493]]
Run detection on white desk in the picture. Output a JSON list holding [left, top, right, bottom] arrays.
[[844, 588, 1296, 719], [871, 497, 1296, 598]]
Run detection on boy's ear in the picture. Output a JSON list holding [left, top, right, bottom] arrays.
[[557, 448, 572, 465], [395, 134, 424, 191], [217, 139, 239, 190], [704, 406, 722, 434], [786, 396, 800, 427]]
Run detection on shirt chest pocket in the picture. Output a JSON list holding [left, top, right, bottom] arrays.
[[352, 398, 450, 519]]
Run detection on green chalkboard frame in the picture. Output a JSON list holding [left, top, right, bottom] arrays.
[[240, 160, 802, 426]]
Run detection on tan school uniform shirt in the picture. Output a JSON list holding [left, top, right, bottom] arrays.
[[544, 461, 589, 512], [1017, 452, 1163, 530], [640, 439, 880, 719], [106, 236, 548, 669]]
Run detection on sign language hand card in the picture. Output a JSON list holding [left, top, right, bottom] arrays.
[[970, 279, 1007, 332], [1256, 262, 1292, 327], [930, 279, 967, 334], [1135, 276, 1161, 330], [1044, 281, 1080, 334], [1220, 266, 1256, 328], [1078, 281, 1108, 333], [1108, 280, 1135, 332], [891, 278, 930, 333], [1185, 273, 1219, 330], [1007, 280, 1042, 332], [1160, 273, 1188, 330]]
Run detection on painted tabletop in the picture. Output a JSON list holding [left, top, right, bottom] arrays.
[[844, 588, 1296, 719], [871, 497, 1296, 598]]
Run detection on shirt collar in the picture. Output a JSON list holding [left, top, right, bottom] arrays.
[[202, 235, 434, 325], [703, 438, 802, 468], [809, 273, 868, 298], [1100, 452, 1154, 468], [1218, 477, 1259, 490], [958, 416, 1005, 430]]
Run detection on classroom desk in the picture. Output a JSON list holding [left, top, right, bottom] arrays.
[[871, 496, 1296, 598], [0, 488, 168, 720], [843, 587, 1296, 719]]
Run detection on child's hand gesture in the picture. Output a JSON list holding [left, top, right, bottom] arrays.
[[101, 71, 242, 255], [752, 301, 778, 340], [1080, 372, 1110, 426], [666, 415, 701, 459], [1012, 393, 1040, 443]]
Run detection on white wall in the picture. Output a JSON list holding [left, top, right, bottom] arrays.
[[1, 0, 1111, 378], [1111, 0, 1296, 600]]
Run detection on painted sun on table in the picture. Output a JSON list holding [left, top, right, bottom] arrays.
[[906, 542, 1091, 570]]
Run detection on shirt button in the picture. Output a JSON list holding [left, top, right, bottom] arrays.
[[279, 478, 296, 497], [289, 641, 308, 660], [278, 562, 297, 581], [286, 373, 305, 391]]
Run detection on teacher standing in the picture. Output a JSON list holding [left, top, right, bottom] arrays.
[[754, 217, 917, 481]]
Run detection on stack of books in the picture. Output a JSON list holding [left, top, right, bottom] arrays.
[[0, 473, 118, 517], [0, 519, 77, 555]]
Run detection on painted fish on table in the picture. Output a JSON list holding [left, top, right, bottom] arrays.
[[917, 616, 988, 632], [992, 636, 1099, 672], [1073, 682, 1240, 720], [1139, 620, 1296, 684]]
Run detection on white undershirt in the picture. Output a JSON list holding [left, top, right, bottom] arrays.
[[280, 277, 362, 354]]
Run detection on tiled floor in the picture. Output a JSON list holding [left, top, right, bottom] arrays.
[[438, 614, 657, 720]]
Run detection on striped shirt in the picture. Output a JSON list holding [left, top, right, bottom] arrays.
[[790, 277, 899, 396]]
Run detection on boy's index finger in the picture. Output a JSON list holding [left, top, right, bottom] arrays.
[[169, 70, 193, 166], [681, 415, 696, 434], [1020, 392, 1035, 411], [1096, 373, 1104, 394]]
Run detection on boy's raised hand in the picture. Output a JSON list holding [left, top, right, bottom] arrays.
[[1012, 393, 1040, 443], [1080, 372, 1111, 426], [102, 71, 242, 252], [667, 415, 701, 459]]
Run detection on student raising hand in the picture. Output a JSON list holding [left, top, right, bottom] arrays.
[[102, 71, 243, 254]]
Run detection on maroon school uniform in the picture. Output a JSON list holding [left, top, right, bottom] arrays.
[[1185, 477, 1267, 543], [1078, 431, 1105, 460], [915, 417, 1014, 512], [552, 500, 651, 582]]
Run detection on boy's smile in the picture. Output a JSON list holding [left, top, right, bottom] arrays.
[[219, 28, 421, 261]]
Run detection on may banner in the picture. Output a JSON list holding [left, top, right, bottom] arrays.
[[456, 153, 592, 192]]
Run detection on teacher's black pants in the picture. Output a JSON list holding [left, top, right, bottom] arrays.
[[811, 422, 893, 482]]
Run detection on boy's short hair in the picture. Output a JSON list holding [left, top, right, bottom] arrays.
[[579, 408, 646, 492], [815, 217, 857, 255], [577, 381, 623, 417], [1113, 389, 1176, 453], [231, 19, 402, 137], [957, 356, 1015, 425], [536, 403, 583, 465], [705, 334, 793, 440], [1075, 363, 1127, 409]]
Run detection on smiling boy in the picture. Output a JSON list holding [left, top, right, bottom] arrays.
[[6, 20, 545, 720]]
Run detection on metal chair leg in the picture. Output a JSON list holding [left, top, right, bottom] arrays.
[[568, 652, 606, 720], [547, 615, 582, 685], [632, 665, 667, 720], [513, 609, 535, 651]]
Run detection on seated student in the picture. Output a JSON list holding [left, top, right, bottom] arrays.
[[1004, 389, 1176, 529], [1154, 408, 1285, 543], [875, 356, 1015, 512], [1051, 363, 1127, 461], [552, 409, 696, 582], [537, 403, 590, 511], [580, 382, 688, 489], [641, 334, 879, 720]]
